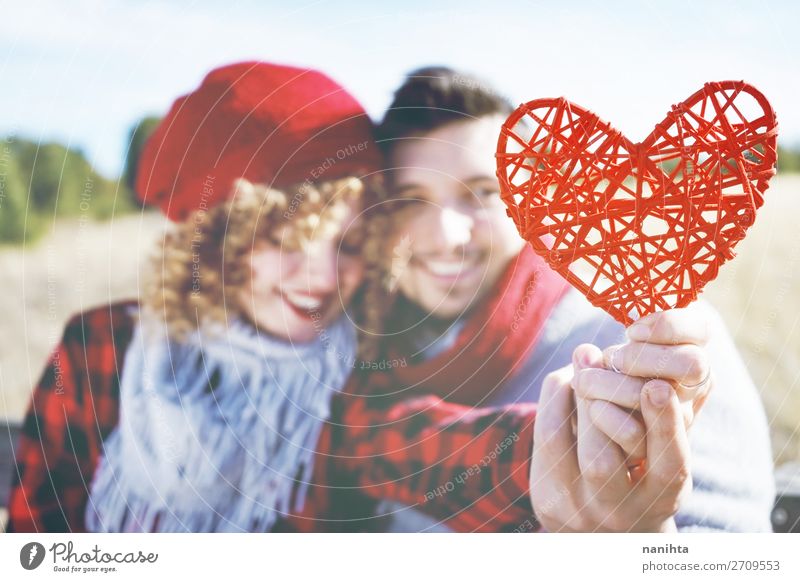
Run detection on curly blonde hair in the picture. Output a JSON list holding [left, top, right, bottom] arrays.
[[141, 176, 386, 359]]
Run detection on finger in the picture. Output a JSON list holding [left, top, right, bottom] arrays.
[[639, 380, 692, 510], [625, 309, 709, 346], [677, 372, 713, 432], [574, 367, 646, 411], [577, 371, 701, 434], [675, 370, 714, 417], [689, 375, 713, 419], [575, 397, 630, 504], [588, 400, 647, 461], [571, 343, 604, 375], [681, 402, 695, 432], [572, 343, 633, 502], [603, 342, 710, 388], [534, 365, 580, 483], [570, 342, 606, 426]]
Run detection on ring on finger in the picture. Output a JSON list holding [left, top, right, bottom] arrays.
[[678, 367, 712, 390], [608, 346, 623, 374]]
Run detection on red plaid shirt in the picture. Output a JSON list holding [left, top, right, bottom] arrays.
[[7, 302, 538, 532]]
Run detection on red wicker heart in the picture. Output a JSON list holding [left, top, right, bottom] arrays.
[[496, 81, 778, 325]]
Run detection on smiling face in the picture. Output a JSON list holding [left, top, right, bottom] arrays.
[[239, 199, 365, 343], [387, 115, 524, 319]]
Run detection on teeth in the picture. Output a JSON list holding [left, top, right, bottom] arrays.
[[285, 293, 323, 311], [424, 260, 476, 276]]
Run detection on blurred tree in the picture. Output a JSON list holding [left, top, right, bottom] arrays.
[[122, 116, 161, 194], [0, 124, 795, 248], [777, 145, 800, 174], [24, 142, 65, 214], [0, 136, 140, 244], [0, 150, 37, 244]]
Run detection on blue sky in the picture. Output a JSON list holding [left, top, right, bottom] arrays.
[[2, 0, 798, 177]]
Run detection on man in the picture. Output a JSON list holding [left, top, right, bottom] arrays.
[[347, 66, 774, 532]]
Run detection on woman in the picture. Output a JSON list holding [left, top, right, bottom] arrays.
[[7, 61, 385, 532]]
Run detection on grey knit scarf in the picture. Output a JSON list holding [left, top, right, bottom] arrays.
[[84, 313, 355, 532]]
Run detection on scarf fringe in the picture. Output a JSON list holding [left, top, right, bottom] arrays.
[[85, 315, 354, 532]]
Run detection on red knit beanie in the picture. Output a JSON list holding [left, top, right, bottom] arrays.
[[135, 61, 381, 221]]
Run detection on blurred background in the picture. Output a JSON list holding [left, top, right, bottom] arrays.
[[1, 0, 799, 528]]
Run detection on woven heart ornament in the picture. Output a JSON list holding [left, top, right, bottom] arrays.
[[496, 81, 778, 325]]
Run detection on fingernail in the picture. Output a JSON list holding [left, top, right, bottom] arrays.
[[627, 322, 650, 341], [573, 345, 593, 369], [647, 382, 671, 408]]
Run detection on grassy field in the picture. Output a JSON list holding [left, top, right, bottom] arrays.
[[1, 176, 799, 466], [0, 210, 167, 422], [704, 175, 800, 466]]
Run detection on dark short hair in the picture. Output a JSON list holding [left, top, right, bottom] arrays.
[[377, 66, 513, 156]]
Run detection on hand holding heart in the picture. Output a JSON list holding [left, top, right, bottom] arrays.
[[574, 307, 714, 457], [500, 83, 768, 530], [530, 309, 713, 532]]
